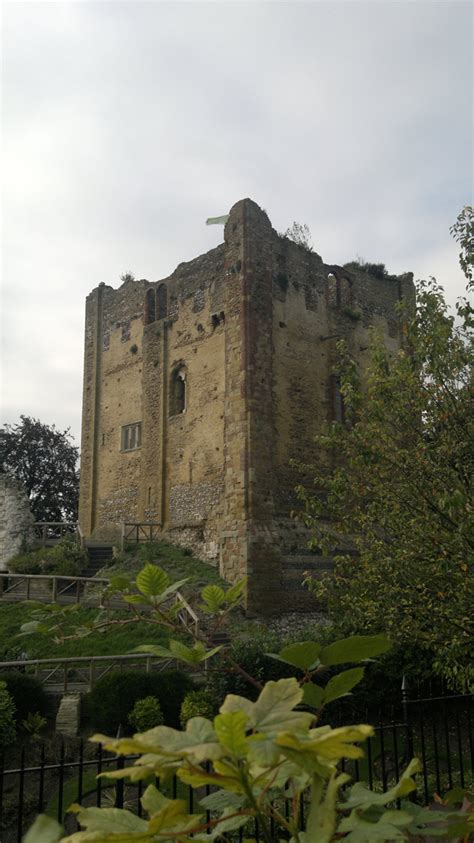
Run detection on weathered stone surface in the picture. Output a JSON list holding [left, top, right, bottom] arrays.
[[0, 475, 35, 571], [78, 199, 414, 614]]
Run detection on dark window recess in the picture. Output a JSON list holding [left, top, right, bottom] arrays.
[[157, 285, 168, 320], [144, 289, 155, 324], [331, 377, 345, 424], [211, 311, 225, 329], [170, 369, 186, 415], [121, 422, 142, 451]]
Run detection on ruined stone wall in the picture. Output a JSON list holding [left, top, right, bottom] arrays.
[[0, 475, 35, 571], [79, 249, 228, 558]]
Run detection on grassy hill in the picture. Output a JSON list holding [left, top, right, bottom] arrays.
[[0, 541, 226, 661]]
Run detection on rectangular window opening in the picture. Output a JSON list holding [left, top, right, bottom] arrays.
[[121, 422, 142, 452]]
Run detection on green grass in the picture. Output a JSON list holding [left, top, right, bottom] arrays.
[[0, 603, 170, 660], [0, 542, 227, 662], [101, 540, 227, 595]]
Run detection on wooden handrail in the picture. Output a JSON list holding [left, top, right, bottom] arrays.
[[1, 574, 110, 585], [0, 653, 165, 668], [121, 521, 162, 550]]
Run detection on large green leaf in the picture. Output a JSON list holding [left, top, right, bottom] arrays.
[[341, 759, 421, 808], [302, 682, 325, 709], [201, 584, 226, 612], [338, 808, 413, 841], [323, 667, 365, 704], [253, 678, 313, 733], [214, 710, 249, 757], [136, 564, 170, 597], [69, 806, 149, 833], [23, 815, 62, 843], [320, 634, 391, 666], [267, 641, 321, 671]]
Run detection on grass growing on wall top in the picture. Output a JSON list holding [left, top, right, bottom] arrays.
[[99, 540, 227, 595]]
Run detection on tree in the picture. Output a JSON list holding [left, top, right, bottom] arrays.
[[0, 416, 79, 521], [298, 224, 473, 689], [450, 205, 473, 288]]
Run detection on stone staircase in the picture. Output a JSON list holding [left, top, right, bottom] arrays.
[[82, 542, 114, 577]]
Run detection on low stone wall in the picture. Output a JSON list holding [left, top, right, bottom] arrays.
[[0, 475, 35, 572]]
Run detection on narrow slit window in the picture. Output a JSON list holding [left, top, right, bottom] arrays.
[[157, 284, 168, 320], [331, 377, 345, 424], [144, 289, 155, 324], [121, 422, 142, 451]]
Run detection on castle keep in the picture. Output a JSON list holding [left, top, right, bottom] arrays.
[[79, 199, 414, 613]]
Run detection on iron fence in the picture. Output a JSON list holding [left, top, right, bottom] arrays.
[[1, 691, 472, 842]]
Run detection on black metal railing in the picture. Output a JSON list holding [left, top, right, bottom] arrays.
[[2, 690, 472, 842]]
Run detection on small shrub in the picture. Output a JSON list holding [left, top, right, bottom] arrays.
[[8, 535, 86, 576], [180, 690, 215, 728], [128, 696, 164, 732], [83, 670, 193, 732], [21, 711, 47, 740], [0, 682, 16, 749], [0, 673, 51, 723]]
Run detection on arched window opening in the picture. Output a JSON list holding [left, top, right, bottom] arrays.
[[157, 285, 168, 320], [144, 288, 155, 325], [170, 368, 186, 415]]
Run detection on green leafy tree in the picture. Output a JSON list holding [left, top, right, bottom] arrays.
[[0, 416, 79, 521], [298, 269, 473, 689]]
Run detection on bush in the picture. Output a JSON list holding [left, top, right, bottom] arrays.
[[8, 536, 86, 576], [128, 696, 164, 732], [180, 690, 215, 728], [0, 673, 51, 723], [0, 682, 16, 749], [83, 670, 193, 733]]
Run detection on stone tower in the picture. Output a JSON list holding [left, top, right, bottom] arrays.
[[79, 199, 414, 613]]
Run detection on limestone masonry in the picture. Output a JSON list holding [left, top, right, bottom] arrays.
[[79, 199, 414, 613], [0, 475, 35, 571]]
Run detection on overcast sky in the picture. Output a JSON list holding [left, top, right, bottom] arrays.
[[2, 0, 472, 446]]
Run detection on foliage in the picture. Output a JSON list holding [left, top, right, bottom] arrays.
[[0, 681, 16, 749], [20, 567, 474, 840], [27, 674, 473, 841], [205, 633, 297, 702], [450, 205, 473, 288], [298, 275, 474, 690], [0, 416, 79, 521], [21, 710, 47, 739], [8, 535, 86, 576], [83, 670, 193, 733], [179, 690, 215, 728], [129, 696, 164, 732], [283, 220, 313, 252], [343, 258, 393, 281], [0, 672, 50, 723]]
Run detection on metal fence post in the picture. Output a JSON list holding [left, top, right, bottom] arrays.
[[401, 675, 417, 801]]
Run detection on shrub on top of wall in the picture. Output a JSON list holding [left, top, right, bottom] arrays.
[[83, 670, 193, 733], [0, 673, 51, 723]]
